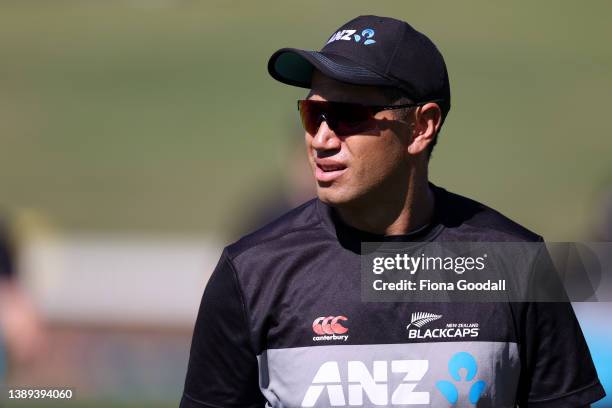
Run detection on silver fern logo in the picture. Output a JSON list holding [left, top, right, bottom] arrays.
[[407, 312, 480, 339], [407, 312, 442, 329]]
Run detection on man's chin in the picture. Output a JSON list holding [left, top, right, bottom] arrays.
[[316, 186, 359, 207]]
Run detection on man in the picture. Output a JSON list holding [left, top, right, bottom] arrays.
[[180, 16, 605, 407]]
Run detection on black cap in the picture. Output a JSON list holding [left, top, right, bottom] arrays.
[[268, 15, 450, 119]]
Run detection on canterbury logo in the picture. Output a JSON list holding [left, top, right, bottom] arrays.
[[406, 312, 442, 329], [313, 316, 348, 335]]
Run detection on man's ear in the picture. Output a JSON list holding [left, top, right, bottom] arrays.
[[408, 102, 442, 155]]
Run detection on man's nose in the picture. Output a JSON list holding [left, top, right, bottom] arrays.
[[310, 119, 341, 151]]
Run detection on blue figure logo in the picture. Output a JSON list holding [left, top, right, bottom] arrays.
[[353, 28, 376, 45], [436, 352, 486, 405]]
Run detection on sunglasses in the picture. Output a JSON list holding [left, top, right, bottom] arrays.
[[297, 99, 426, 136]]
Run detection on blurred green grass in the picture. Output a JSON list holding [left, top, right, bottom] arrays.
[[0, 1, 611, 239]]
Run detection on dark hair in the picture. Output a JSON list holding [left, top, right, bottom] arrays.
[[381, 87, 446, 159]]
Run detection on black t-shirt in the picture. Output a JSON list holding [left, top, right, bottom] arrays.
[[181, 185, 605, 408]]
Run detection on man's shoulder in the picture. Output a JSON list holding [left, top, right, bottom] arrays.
[[435, 185, 543, 242], [225, 198, 324, 260]]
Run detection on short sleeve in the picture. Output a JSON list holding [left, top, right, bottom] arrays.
[[516, 301, 606, 407], [180, 250, 265, 408]]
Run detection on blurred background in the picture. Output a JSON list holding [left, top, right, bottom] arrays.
[[0, 1, 611, 407]]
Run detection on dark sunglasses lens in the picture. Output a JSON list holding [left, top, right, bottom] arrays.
[[298, 100, 323, 134], [332, 103, 373, 135], [298, 100, 374, 136]]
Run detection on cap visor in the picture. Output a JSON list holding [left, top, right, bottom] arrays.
[[268, 48, 393, 89]]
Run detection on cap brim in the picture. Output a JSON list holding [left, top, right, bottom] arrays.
[[268, 48, 394, 89]]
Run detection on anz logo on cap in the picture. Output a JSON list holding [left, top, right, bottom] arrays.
[[326, 28, 376, 46]]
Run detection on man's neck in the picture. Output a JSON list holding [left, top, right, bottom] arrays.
[[334, 177, 435, 236]]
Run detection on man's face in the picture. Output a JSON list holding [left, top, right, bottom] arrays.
[[305, 71, 415, 207]]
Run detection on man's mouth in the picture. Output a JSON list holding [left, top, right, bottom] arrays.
[[314, 160, 348, 183]]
